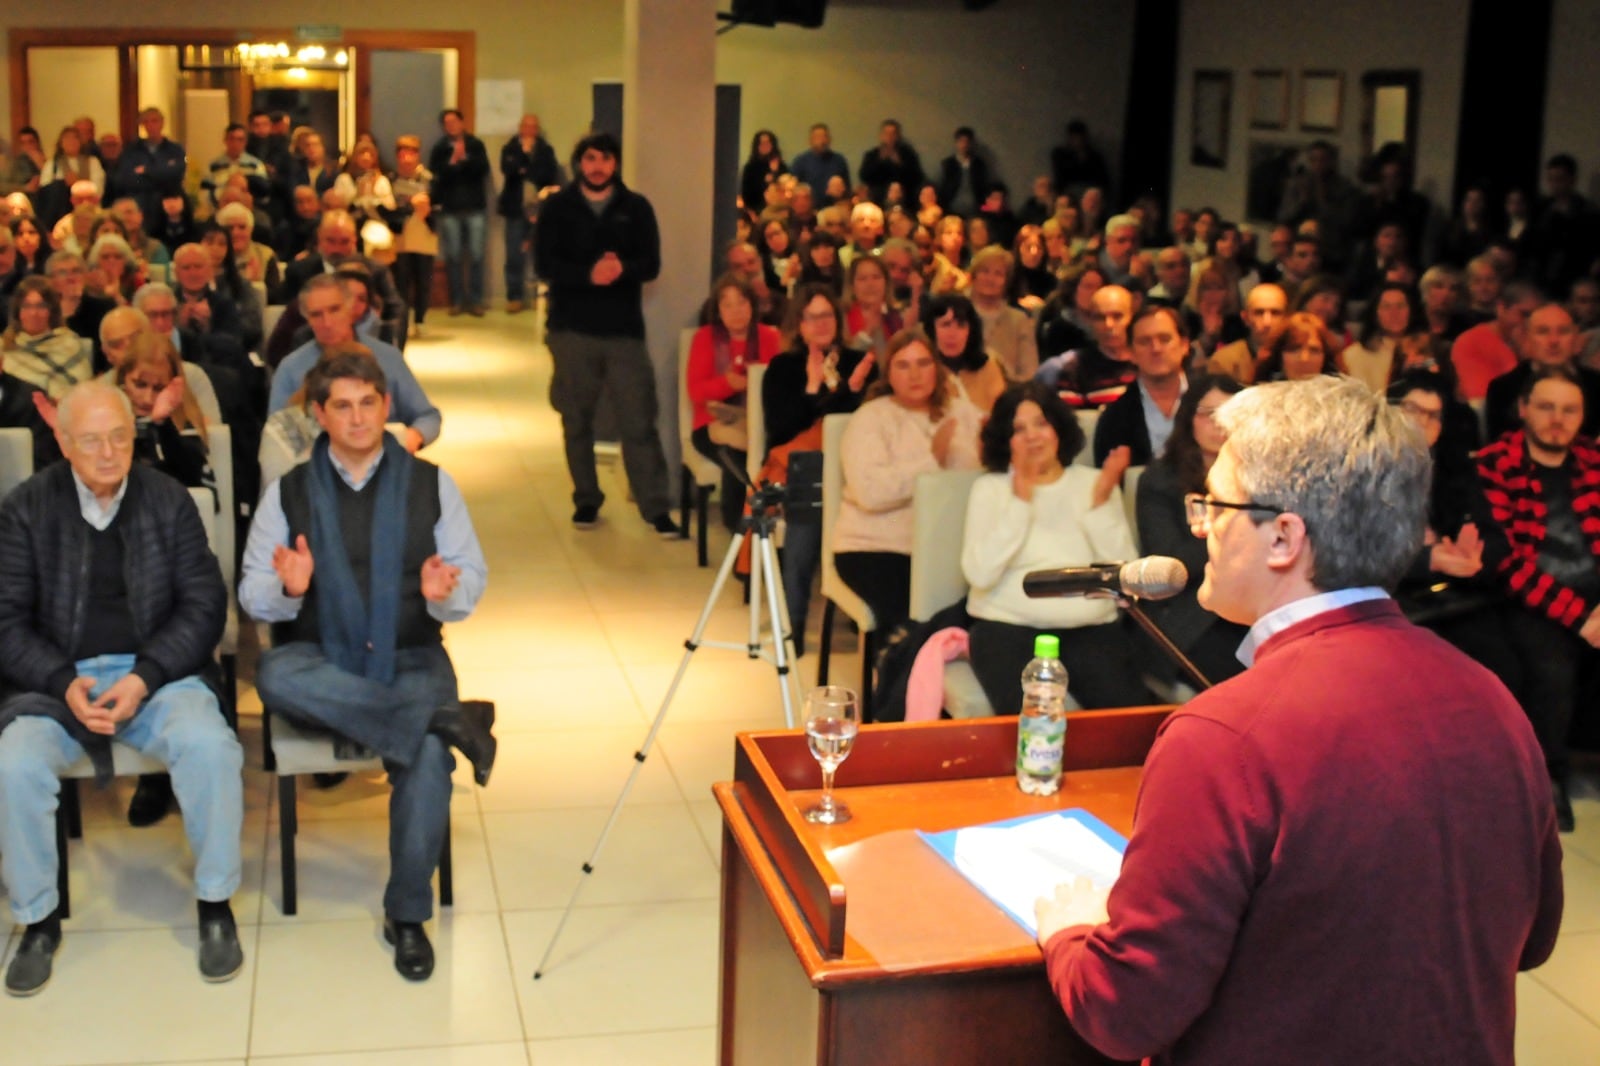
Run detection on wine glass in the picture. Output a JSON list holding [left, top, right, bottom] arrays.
[[803, 685, 859, 825]]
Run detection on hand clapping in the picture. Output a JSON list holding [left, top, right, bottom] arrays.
[[420, 554, 461, 603], [272, 534, 315, 598]]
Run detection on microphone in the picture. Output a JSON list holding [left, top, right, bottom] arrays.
[[1022, 556, 1189, 602]]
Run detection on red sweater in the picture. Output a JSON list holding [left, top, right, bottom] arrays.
[[1044, 601, 1562, 1065], [685, 323, 780, 430]]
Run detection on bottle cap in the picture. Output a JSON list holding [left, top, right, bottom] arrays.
[[1033, 634, 1060, 659]]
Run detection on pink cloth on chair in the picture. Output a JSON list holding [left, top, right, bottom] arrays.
[[905, 627, 971, 722]]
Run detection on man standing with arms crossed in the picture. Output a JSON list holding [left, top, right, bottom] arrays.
[[536, 132, 677, 535], [1036, 375, 1562, 1064]]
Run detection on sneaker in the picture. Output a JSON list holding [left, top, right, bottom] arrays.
[[572, 505, 600, 529], [649, 514, 682, 539]]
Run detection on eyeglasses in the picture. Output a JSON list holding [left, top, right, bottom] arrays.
[[71, 429, 134, 453], [1183, 493, 1286, 534], [801, 310, 835, 323], [1397, 400, 1443, 424]]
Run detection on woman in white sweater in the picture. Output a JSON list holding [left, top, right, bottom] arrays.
[[961, 381, 1153, 713], [833, 328, 983, 631]]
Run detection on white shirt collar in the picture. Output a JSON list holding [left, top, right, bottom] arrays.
[[1236, 587, 1389, 667], [72, 469, 129, 531]]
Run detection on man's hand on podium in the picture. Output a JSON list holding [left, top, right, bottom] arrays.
[[1035, 876, 1111, 945]]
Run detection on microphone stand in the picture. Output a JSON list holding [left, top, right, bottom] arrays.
[[1116, 596, 1213, 692]]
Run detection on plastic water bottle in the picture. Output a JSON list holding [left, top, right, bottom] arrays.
[[1016, 634, 1068, 795]]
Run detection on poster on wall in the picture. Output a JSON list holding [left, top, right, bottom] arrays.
[[476, 79, 524, 136]]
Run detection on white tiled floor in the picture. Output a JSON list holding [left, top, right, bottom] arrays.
[[0, 312, 1597, 1063]]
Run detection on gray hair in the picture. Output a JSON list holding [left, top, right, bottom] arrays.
[[86, 234, 134, 266], [1215, 375, 1430, 591], [850, 201, 884, 225], [1419, 264, 1461, 292], [58, 379, 134, 432], [298, 272, 349, 313], [215, 202, 254, 229], [99, 305, 149, 342], [132, 281, 176, 310], [1104, 213, 1139, 238], [45, 250, 85, 273]]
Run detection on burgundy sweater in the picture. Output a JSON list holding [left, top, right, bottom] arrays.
[[1043, 601, 1563, 1065]]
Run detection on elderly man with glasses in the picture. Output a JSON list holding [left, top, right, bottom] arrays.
[[1036, 375, 1563, 1065], [0, 380, 241, 996]]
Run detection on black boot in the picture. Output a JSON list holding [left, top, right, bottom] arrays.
[[427, 700, 497, 786], [128, 773, 174, 827], [1553, 777, 1576, 833]]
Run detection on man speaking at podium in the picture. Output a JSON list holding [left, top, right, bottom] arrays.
[[1034, 376, 1563, 1064]]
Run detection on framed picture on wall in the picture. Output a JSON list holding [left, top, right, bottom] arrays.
[[1300, 70, 1344, 133], [1191, 70, 1232, 168], [1250, 69, 1289, 130]]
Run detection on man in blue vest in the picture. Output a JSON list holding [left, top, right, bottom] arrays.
[[240, 353, 491, 980]]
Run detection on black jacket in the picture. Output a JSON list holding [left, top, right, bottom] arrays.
[[498, 136, 561, 219], [935, 154, 991, 213], [0, 371, 63, 470], [0, 463, 225, 704], [536, 181, 660, 338], [1092, 381, 1157, 467], [428, 133, 490, 213], [859, 143, 925, 206]]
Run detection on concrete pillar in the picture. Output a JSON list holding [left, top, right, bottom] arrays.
[[624, 0, 718, 497]]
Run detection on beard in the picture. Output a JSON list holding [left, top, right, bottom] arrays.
[[580, 172, 615, 194]]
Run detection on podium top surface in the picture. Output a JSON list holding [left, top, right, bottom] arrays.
[[716, 708, 1170, 985]]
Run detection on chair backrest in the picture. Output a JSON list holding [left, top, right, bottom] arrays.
[[188, 486, 218, 557], [1468, 397, 1487, 446], [909, 468, 984, 622], [820, 412, 875, 630], [205, 423, 236, 584], [262, 304, 286, 344], [1073, 408, 1100, 468], [678, 327, 719, 487], [745, 361, 767, 486], [0, 427, 33, 499], [1123, 464, 1145, 554]]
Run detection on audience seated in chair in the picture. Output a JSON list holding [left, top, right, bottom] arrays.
[[1034, 283, 1137, 408], [0, 380, 240, 996], [833, 328, 982, 635], [921, 292, 1006, 414], [1093, 304, 1192, 468], [3, 276, 90, 399], [966, 245, 1039, 381], [241, 352, 492, 980], [963, 381, 1151, 713]]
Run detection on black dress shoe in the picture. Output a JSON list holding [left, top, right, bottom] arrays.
[[128, 773, 174, 827], [198, 904, 244, 982], [383, 918, 434, 981], [4, 921, 61, 997], [428, 702, 497, 787], [1554, 778, 1576, 834]]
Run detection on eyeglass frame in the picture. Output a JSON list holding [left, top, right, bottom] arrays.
[[1183, 492, 1287, 535]]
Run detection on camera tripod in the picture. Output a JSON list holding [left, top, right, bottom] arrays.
[[533, 474, 801, 979]]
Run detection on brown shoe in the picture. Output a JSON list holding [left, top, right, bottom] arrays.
[[505, 300, 524, 314], [447, 305, 463, 317], [469, 304, 486, 317]]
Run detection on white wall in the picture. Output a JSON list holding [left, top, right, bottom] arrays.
[[1544, 0, 1600, 198], [1170, 0, 1469, 224], [25, 46, 119, 147], [715, 0, 1136, 201]]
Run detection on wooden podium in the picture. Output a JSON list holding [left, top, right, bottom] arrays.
[[714, 707, 1171, 1066]]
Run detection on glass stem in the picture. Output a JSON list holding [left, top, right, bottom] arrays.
[[820, 764, 837, 810]]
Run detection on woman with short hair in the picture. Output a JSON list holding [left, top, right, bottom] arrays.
[[964, 381, 1151, 712], [3, 275, 90, 398]]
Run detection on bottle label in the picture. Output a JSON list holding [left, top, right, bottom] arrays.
[[1017, 714, 1066, 776]]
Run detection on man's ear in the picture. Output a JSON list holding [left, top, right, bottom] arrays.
[[1263, 512, 1312, 577]]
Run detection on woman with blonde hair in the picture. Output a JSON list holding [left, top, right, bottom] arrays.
[[334, 141, 396, 228], [1258, 311, 1343, 382], [966, 245, 1039, 381], [114, 329, 212, 489], [85, 233, 142, 305], [929, 214, 971, 295], [832, 327, 983, 632]]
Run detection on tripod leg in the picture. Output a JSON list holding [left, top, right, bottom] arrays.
[[757, 531, 801, 728], [746, 533, 764, 659], [532, 530, 747, 980]]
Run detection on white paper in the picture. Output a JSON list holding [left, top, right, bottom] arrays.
[[951, 815, 1124, 935], [476, 79, 524, 137]]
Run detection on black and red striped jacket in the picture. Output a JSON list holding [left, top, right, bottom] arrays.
[[1475, 429, 1600, 629]]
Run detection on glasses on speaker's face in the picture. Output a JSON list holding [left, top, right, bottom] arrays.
[[1183, 493, 1285, 536]]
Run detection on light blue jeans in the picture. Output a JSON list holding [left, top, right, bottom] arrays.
[[437, 210, 487, 309], [0, 654, 243, 924]]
